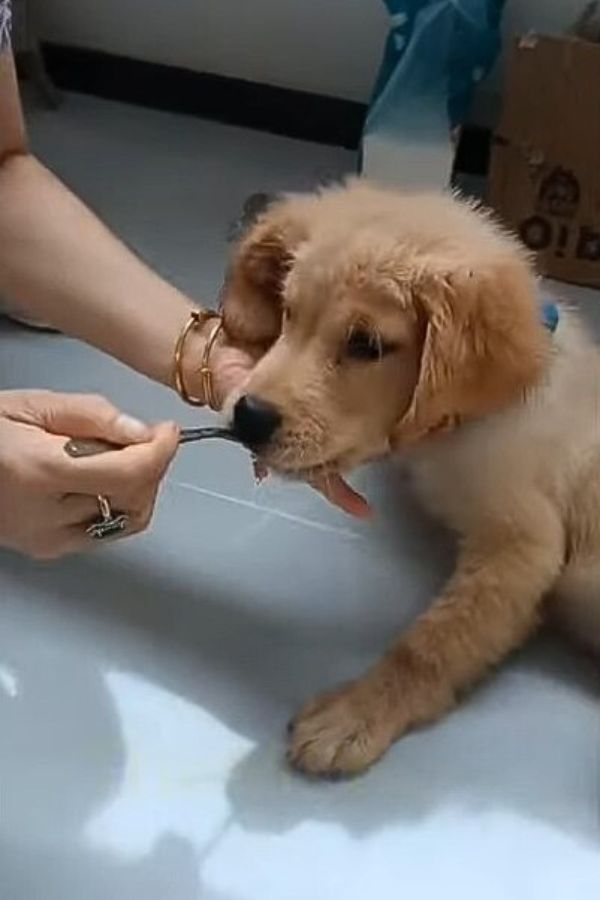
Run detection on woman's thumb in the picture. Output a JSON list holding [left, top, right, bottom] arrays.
[[39, 392, 151, 444]]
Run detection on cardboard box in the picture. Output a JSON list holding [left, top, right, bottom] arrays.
[[488, 34, 600, 288]]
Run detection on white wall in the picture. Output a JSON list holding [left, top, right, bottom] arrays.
[[37, 0, 586, 105], [36, 0, 388, 102], [471, 0, 587, 125], [503, 0, 584, 38]]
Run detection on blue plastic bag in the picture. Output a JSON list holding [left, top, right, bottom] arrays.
[[362, 0, 505, 188]]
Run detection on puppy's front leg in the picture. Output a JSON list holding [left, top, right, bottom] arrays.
[[289, 514, 563, 777]]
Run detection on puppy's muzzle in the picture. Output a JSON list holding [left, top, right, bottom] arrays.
[[232, 395, 282, 450]]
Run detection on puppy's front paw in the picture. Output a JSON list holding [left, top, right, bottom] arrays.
[[288, 681, 396, 778]]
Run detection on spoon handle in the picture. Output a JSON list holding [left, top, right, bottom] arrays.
[[64, 426, 237, 458]]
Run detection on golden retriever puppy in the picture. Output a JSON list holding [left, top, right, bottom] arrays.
[[221, 179, 599, 777]]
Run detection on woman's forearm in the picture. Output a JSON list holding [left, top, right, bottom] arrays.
[[0, 51, 211, 396], [0, 151, 207, 388]]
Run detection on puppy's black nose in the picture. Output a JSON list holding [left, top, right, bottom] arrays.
[[233, 395, 282, 448]]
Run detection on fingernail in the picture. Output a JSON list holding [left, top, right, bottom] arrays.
[[157, 421, 180, 442], [115, 414, 150, 442]]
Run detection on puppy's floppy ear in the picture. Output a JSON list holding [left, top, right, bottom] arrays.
[[221, 201, 309, 346], [393, 260, 550, 445]]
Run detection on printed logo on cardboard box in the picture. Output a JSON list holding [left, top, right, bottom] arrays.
[[518, 166, 600, 264]]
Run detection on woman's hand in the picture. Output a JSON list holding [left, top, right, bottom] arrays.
[[0, 390, 179, 560], [211, 336, 259, 409]]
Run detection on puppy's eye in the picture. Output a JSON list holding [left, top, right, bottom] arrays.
[[346, 329, 390, 361]]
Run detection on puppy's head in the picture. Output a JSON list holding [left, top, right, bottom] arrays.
[[222, 183, 550, 479]]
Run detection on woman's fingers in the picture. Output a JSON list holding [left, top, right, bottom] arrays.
[[36, 418, 175, 554], [0, 393, 175, 561], [126, 491, 158, 534], [2, 390, 151, 445], [211, 344, 261, 409], [44, 422, 179, 496], [61, 492, 155, 528], [59, 493, 101, 525], [25, 529, 88, 561]]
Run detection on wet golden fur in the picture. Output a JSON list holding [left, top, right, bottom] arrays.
[[222, 180, 599, 777]]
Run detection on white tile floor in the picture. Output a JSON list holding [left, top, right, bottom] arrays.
[[1, 95, 599, 900]]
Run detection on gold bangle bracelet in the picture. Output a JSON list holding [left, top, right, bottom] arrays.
[[173, 309, 221, 407], [198, 317, 224, 410]]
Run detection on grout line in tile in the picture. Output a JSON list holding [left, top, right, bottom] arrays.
[[171, 480, 362, 540]]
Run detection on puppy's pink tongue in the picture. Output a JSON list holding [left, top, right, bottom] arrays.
[[251, 459, 371, 519], [313, 473, 372, 520]]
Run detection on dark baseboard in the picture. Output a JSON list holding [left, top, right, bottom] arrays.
[[42, 43, 366, 150], [41, 43, 491, 173]]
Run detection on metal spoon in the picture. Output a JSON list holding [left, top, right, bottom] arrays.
[[64, 426, 238, 459]]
